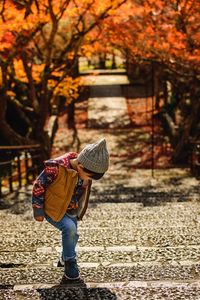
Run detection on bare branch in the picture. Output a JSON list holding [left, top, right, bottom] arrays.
[[57, 0, 71, 20]]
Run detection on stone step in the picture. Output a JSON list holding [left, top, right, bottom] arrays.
[[1, 262, 200, 285], [0, 216, 198, 233], [0, 201, 199, 226], [83, 74, 130, 85], [5, 200, 200, 211], [90, 185, 199, 197], [1, 280, 200, 300], [2, 224, 200, 240], [85, 205, 200, 218], [1, 220, 199, 236], [88, 96, 131, 129], [1, 223, 200, 233], [1, 209, 199, 227], [89, 195, 198, 203], [9, 196, 199, 215], [81, 217, 198, 228], [1, 227, 200, 249], [90, 189, 199, 197], [1, 245, 200, 266]]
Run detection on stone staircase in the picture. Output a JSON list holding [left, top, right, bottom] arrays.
[[0, 170, 200, 299], [1, 71, 200, 299]]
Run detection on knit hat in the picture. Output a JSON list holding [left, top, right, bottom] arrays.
[[77, 138, 109, 173]]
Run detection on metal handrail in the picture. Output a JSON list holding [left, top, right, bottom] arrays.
[[0, 144, 42, 197]]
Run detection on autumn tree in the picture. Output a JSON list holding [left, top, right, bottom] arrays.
[[0, 0, 126, 156], [102, 0, 200, 162]]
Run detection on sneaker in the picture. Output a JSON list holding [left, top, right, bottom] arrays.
[[64, 258, 80, 280]]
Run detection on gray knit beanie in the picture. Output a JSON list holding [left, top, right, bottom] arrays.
[[77, 138, 109, 173]]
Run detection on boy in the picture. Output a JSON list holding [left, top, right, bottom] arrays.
[[32, 138, 109, 281]]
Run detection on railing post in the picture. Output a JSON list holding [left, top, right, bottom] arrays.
[[17, 154, 22, 188], [24, 151, 29, 184], [8, 161, 13, 193], [0, 176, 2, 198], [0, 144, 41, 197]]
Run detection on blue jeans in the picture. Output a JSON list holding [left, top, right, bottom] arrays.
[[45, 213, 79, 261]]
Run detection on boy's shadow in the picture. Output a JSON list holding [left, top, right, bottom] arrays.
[[37, 277, 118, 299]]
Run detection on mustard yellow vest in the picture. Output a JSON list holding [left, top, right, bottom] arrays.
[[44, 166, 91, 222]]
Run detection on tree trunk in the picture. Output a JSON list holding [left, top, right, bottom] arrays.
[[0, 121, 30, 145], [161, 112, 178, 143], [173, 96, 200, 163], [0, 93, 31, 145], [68, 101, 75, 129]]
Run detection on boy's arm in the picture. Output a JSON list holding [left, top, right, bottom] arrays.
[[32, 164, 59, 222]]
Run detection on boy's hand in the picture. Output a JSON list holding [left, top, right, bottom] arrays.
[[35, 215, 44, 222]]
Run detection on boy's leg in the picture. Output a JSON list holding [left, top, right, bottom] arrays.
[[45, 213, 80, 279]]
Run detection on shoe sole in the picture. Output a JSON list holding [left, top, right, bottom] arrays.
[[60, 275, 82, 286], [64, 274, 80, 280]]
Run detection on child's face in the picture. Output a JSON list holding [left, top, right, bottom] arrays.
[[77, 164, 92, 180]]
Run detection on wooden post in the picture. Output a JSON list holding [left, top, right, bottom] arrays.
[[24, 151, 29, 184], [0, 176, 2, 198], [0, 145, 41, 197], [17, 154, 22, 188], [8, 162, 13, 193]]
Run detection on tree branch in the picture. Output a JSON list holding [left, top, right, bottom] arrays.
[[21, 52, 39, 112], [0, 0, 6, 21]]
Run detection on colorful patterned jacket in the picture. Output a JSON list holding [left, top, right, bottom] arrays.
[[32, 152, 92, 222]]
